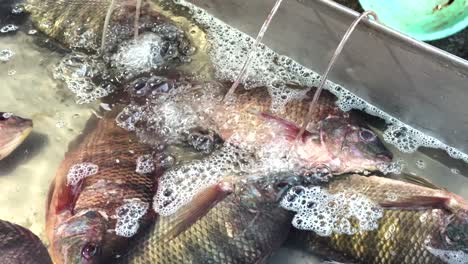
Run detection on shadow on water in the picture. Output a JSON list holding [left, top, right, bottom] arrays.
[[0, 132, 49, 176], [0, 0, 28, 30]]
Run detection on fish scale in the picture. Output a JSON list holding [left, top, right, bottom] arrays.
[[46, 112, 158, 263], [122, 184, 292, 264], [25, 0, 171, 51]]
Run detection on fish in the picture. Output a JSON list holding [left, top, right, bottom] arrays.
[[0, 219, 52, 264], [0, 112, 33, 160], [119, 81, 392, 215], [46, 111, 161, 264], [24, 0, 192, 56], [121, 81, 393, 177], [121, 174, 293, 264], [292, 174, 468, 264]]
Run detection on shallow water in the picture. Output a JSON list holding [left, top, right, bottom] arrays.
[[1, 1, 468, 263], [0, 31, 96, 240]]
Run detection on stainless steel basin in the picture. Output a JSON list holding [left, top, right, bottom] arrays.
[[186, 0, 468, 154]]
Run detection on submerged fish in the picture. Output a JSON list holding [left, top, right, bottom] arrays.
[[46, 112, 160, 264], [0, 219, 52, 264], [121, 81, 392, 215], [122, 81, 392, 176], [0, 112, 33, 160], [122, 175, 292, 264], [293, 175, 468, 264], [25, 0, 192, 58]]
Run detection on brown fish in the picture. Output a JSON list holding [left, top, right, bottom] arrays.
[[121, 174, 292, 264], [120, 81, 392, 177], [292, 174, 468, 264], [46, 111, 160, 264], [0, 112, 33, 160], [0, 219, 52, 264]]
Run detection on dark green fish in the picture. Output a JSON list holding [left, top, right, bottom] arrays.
[[122, 174, 292, 264], [292, 174, 468, 264]]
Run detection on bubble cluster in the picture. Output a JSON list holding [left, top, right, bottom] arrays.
[[115, 198, 148, 238], [378, 159, 405, 175], [53, 53, 114, 104], [426, 247, 468, 264], [111, 33, 166, 77], [154, 144, 254, 216], [135, 155, 155, 174], [280, 186, 383, 236], [0, 24, 18, 33], [2, 112, 13, 119], [174, 0, 468, 164], [66, 163, 99, 186], [0, 49, 14, 62], [416, 159, 426, 169]]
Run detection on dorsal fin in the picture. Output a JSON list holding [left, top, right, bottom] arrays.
[[379, 196, 452, 212]]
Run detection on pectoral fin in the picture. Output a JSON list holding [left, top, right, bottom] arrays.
[[159, 181, 234, 241], [247, 109, 315, 141]]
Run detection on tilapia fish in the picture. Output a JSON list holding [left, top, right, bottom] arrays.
[[118, 81, 392, 215], [46, 112, 160, 264], [0, 219, 52, 264], [293, 175, 468, 264], [0, 112, 33, 160], [25, 0, 188, 53], [121, 176, 292, 264], [121, 81, 392, 177]]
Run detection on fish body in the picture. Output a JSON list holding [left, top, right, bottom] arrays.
[[126, 82, 392, 215], [122, 177, 292, 264], [122, 82, 392, 177], [46, 112, 159, 264], [0, 219, 52, 264], [0, 112, 33, 160], [294, 175, 468, 264], [26, 0, 165, 52]]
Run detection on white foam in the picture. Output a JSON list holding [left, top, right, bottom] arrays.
[[111, 33, 165, 76], [174, 0, 468, 164], [153, 144, 253, 216], [0, 49, 14, 62], [280, 186, 383, 236], [115, 198, 148, 238], [135, 154, 155, 174], [427, 246, 468, 264], [2, 112, 13, 119], [66, 163, 99, 186], [0, 24, 18, 33], [378, 159, 405, 175], [53, 53, 114, 104]]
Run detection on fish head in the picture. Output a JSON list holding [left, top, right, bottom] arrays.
[[319, 115, 392, 174], [0, 112, 33, 160], [51, 210, 110, 264]]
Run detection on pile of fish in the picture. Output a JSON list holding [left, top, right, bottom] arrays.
[[0, 0, 467, 264]]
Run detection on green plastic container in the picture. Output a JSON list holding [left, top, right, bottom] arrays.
[[359, 0, 468, 41]]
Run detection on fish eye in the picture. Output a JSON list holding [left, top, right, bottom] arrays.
[[81, 243, 101, 260], [134, 81, 147, 91], [359, 128, 376, 142]]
